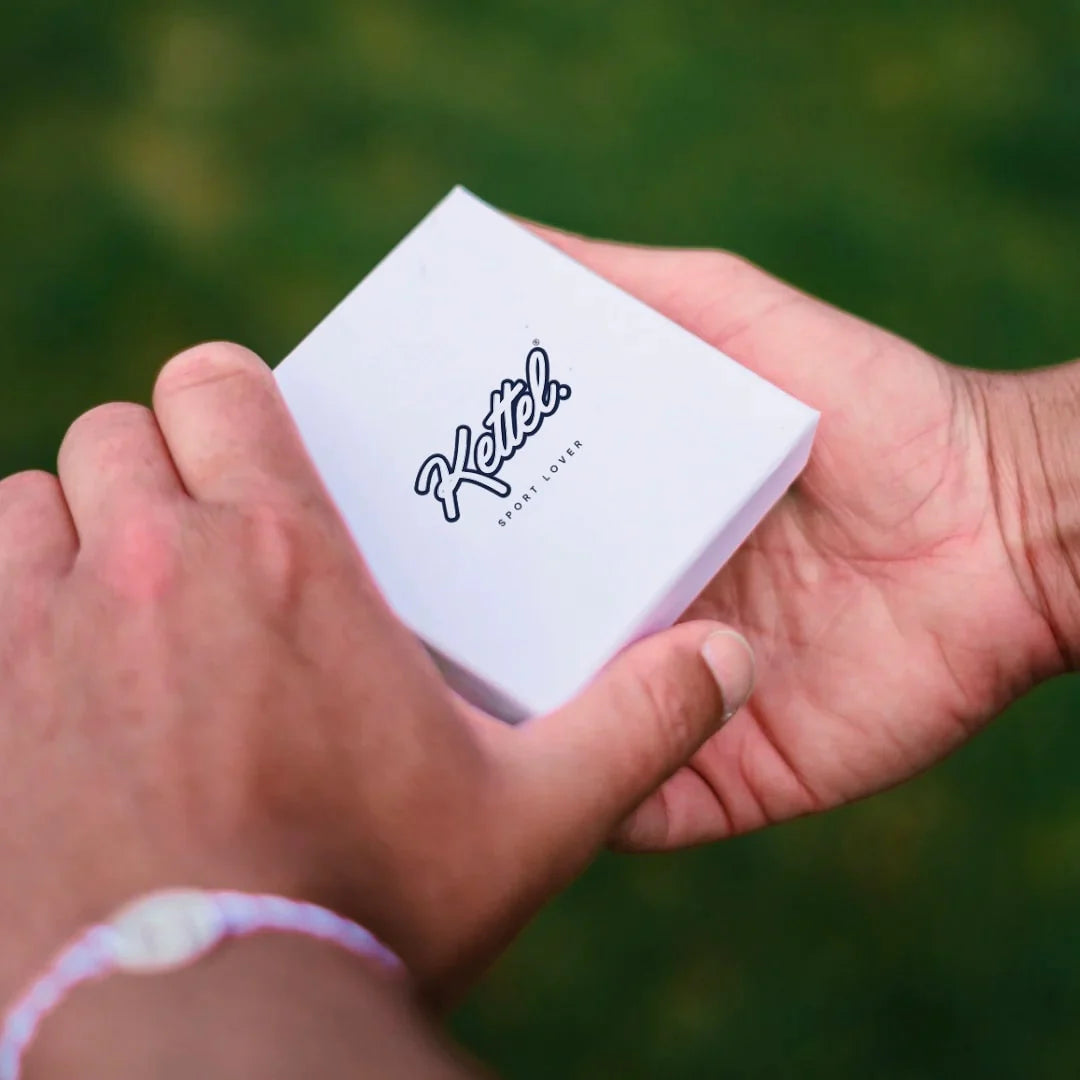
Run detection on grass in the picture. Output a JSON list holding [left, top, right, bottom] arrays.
[[2, 2, 1079, 1074]]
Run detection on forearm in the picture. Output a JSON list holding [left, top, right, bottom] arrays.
[[24, 935, 483, 1079], [976, 360, 1080, 673]]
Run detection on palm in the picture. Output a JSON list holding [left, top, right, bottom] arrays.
[[536, 227, 1048, 847]]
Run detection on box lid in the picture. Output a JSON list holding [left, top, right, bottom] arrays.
[[276, 187, 818, 721]]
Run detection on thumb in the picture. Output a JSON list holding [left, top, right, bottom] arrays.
[[517, 621, 755, 851]]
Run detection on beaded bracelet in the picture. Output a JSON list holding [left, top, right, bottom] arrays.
[[0, 888, 404, 1079]]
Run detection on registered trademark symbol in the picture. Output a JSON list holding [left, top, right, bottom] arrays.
[[532, 338, 540, 346]]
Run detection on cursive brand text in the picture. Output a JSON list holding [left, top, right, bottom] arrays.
[[414, 346, 571, 523]]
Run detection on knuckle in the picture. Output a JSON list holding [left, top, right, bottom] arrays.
[[240, 500, 315, 602], [698, 248, 760, 285], [0, 469, 60, 508], [0, 472, 72, 580], [620, 655, 698, 757], [155, 342, 269, 401], [62, 402, 151, 452], [96, 506, 183, 601]]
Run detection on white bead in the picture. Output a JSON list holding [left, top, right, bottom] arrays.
[[107, 890, 224, 974]]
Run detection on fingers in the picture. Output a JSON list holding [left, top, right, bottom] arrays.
[[54, 342, 331, 529], [525, 221, 889, 420], [530, 223, 713, 302], [57, 403, 184, 539], [609, 761, 735, 852], [525, 223, 791, 347], [0, 470, 77, 578], [152, 342, 326, 506], [516, 622, 755, 850]]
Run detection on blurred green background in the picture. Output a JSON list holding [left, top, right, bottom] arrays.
[[3, 1, 1080, 1075]]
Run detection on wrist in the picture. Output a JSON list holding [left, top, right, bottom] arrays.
[[24, 933, 475, 1079], [972, 362, 1080, 674], [0, 810, 330, 1006]]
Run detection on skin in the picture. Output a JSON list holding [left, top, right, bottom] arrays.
[[0, 338, 752, 1075], [529, 226, 1080, 849], [28, 937, 485, 1079], [3, 227, 1078, 1074]]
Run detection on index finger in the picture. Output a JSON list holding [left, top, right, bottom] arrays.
[[152, 342, 327, 507]]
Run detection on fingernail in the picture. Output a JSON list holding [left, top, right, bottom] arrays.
[[701, 630, 756, 726]]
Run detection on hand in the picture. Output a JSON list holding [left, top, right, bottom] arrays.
[[0, 343, 754, 1003], [532, 226, 1080, 849]]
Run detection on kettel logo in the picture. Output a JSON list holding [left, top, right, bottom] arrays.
[[414, 344, 571, 523]]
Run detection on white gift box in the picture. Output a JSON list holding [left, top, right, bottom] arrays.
[[276, 188, 818, 722]]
